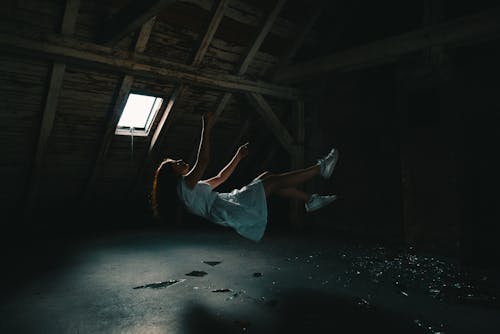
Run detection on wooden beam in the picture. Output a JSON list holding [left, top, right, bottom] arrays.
[[24, 0, 80, 218], [196, 0, 286, 161], [134, 16, 157, 52], [134, 0, 228, 193], [268, 0, 324, 81], [60, 0, 81, 36], [201, 103, 254, 167], [97, 0, 176, 45], [237, 0, 287, 75], [81, 75, 135, 204], [149, 85, 185, 153], [1, 33, 301, 100], [273, 0, 324, 71], [245, 93, 295, 154], [181, 0, 317, 43], [274, 6, 500, 82], [132, 0, 232, 196], [81, 18, 157, 205], [128, 84, 185, 199], [190, 0, 229, 67]]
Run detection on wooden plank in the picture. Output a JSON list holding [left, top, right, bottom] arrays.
[[60, 0, 81, 36], [225, 114, 252, 156], [135, 16, 157, 52], [149, 85, 185, 153], [245, 92, 294, 154], [177, 0, 230, 162], [131, 0, 229, 196], [128, 84, 185, 199], [197, 0, 286, 161], [274, 6, 500, 82], [181, 0, 308, 42], [237, 0, 287, 75], [269, 0, 324, 80], [213, 91, 232, 119], [190, 0, 228, 66], [1, 33, 301, 100], [23, 0, 81, 218], [97, 0, 177, 45]]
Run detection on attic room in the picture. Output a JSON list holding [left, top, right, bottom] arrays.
[[1, 0, 500, 333]]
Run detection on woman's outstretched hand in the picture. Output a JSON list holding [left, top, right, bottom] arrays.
[[202, 111, 216, 131], [237, 142, 249, 159]]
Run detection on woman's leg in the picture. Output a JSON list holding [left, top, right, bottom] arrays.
[[274, 187, 311, 201], [257, 164, 320, 197]]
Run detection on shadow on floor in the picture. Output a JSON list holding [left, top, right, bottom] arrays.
[[182, 288, 424, 334]]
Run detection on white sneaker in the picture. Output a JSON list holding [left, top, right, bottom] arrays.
[[305, 194, 337, 212], [317, 148, 339, 179]]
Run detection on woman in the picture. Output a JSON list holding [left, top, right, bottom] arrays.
[[151, 112, 339, 242]]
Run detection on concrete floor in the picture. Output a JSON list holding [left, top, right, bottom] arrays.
[[1, 224, 499, 334]]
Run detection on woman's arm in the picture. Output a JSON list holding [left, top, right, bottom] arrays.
[[204, 142, 249, 190], [184, 112, 215, 188]]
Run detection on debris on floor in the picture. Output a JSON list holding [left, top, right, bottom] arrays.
[[203, 261, 222, 266], [133, 279, 185, 290], [185, 270, 208, 277], [252, 272, 262, 277], [212, 288, 232, 293], [339, 243, 500, 306]]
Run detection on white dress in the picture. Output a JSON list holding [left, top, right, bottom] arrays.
[[177, 177, 268, 242]]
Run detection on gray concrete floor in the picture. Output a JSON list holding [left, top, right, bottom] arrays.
[[1, 224, 499, 334]]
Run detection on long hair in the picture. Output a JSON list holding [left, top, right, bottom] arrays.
[[151, 159, 182, 223]]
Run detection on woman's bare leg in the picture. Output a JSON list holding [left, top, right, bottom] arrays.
[[257, 164, 320, 197], [274, 187, 311, 201]]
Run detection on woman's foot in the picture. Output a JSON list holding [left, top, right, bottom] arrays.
[[317, 148, 339, 179], [305, 194, 337, 212]]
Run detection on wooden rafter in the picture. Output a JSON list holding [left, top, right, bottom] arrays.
[[130, 0, 235, 197], [269, 0, 325, 80], [23, 0, 81, 217], [147, 0, 230, 160], [149, 85, 185, 154], [181, 0, 316, 43], [1, 33, 300, 100], [245, 93, 295, 154], [190, 0, 229, 67], [128, 84, 186, 197], [199, 0, 287, 162], [273, 6, 500, 82], [81, 17, 157, 204], [237, 0, 287, 75], [97, 0, 177, 44]]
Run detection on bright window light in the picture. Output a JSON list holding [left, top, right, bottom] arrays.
[[115, 93, 163, 136]]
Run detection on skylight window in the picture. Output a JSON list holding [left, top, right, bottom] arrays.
[[115, 93, 163, 136]]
